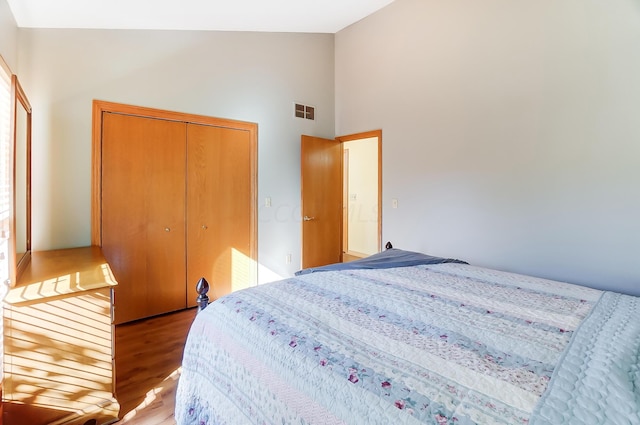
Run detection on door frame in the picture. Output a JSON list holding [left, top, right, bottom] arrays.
[[91, 100, 258, 263], [336, 129, 382, 255], [342, 148, 350, 255]]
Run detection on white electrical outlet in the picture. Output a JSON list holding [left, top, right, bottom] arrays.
[[265, 197, 271, 207]]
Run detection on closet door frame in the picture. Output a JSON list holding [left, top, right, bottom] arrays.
[[91, 99, 258, 287]]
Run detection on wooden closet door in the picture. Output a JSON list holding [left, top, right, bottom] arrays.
[[102, 113, 187, 324], [186, 124, 255, 305]]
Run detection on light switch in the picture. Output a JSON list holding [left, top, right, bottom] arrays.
[[392, 199, 398, 209]]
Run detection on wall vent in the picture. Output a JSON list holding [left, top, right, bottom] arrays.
[[294, 103, 315, 120]]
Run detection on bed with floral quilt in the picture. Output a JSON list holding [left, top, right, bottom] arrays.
[[175, 249, 640, 424]]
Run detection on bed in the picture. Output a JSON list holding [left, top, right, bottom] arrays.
[[175, 248, 640, 424]]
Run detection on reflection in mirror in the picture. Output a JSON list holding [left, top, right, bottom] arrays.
[[15, 97, 27, 258], [11, 75, 31, 285]]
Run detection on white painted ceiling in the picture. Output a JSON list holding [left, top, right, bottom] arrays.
[[6, 0, 395, 33]]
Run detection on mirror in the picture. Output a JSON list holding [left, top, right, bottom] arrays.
[[11, 75, 31, 285]]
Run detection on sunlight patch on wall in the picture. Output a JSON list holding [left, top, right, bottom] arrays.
[[231, 247, 257, 292]]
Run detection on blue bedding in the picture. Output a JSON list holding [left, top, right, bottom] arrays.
[[176, 249, 640, 424], [295, 248, 467, 275], [176, 261, 640, 424]]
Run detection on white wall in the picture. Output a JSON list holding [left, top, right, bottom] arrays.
[[8, 0, 640, 294], [336, 0, 640, 295], [0, 0, 17, 70], [17, 29, 335, 281]]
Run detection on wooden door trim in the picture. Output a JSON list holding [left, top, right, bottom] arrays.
[[336, 129, 382, 252], [342, 149, 349, 255], [91, 100, 258, 266]]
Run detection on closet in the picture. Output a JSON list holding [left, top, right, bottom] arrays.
[[92, 101, 257, 324]]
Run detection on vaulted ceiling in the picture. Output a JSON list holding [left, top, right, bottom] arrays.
[[6, 0, 395, 33]]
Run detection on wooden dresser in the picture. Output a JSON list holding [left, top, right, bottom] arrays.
[[2, 246, 120, 425]]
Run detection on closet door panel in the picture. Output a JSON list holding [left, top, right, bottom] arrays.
[[102, 113, 187, 324], [186, 124, 255, 305]]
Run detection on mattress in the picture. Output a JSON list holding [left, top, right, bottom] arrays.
[[175, 253, 640, 424]]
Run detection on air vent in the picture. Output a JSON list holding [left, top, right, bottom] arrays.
[[294, 103, 315, 120]]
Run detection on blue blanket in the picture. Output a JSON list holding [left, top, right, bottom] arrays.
[[295, 248, 467, 275], [530, 291, 640, 424]]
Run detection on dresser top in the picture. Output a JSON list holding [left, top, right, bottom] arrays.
[[5, 246, 118, 306]]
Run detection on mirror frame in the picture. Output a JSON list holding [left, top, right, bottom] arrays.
[[10, 75, 32, 286]]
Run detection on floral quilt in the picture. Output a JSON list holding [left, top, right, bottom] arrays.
[[175, 262, 640, 424]]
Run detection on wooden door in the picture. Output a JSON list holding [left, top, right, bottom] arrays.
[[301, 135, 343, 269], [102, 113, 187, 324], [186, 124, 256, 304]]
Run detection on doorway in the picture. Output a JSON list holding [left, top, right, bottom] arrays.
[[339, 131, 381, 262]]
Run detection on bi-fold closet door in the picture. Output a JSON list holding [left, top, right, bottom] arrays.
[[99, 107, 256, 324]]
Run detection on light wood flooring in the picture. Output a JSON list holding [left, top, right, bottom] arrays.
[[114, 308, 197, 424], [343, 252, 365, 263]]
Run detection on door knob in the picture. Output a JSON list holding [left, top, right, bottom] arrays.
[[303, 216, 315, 221]]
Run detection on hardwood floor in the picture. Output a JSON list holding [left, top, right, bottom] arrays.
[[114, 308, 197, 424]]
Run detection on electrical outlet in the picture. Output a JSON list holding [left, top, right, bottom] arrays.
[[265, 197, 271, 207]]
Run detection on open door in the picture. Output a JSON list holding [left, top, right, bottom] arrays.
[[301, 135, 343, 269]]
